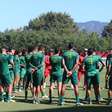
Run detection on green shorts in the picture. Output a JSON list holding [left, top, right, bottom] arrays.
[[109, 76, 112, 90], [20, 68, 26, 78], [86, 72, 100, 89], [9, 69, 14, 82], [0, 73, 12, 86], [50, 75, 62, 83], [14, 68, 20, 76], [62, 71, 78, 86], [32, 68, 44, 86]]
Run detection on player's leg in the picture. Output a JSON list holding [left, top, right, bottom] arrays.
[[5, 74, 14, 102], [49, 75, 55, 103], [107, 76, 112, 105], [40, 77, 48, 99], [59, 74, 68, 105], [25, 75, 30, 101], [93, 74, 101, 103], [32, 86, 37, 104], [86, 76, 92, 104], [0, 78, 4, 102], [13, 73, 20, 92], [71, 72, 83, 105]]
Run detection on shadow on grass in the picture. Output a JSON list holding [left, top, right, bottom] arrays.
[[11, 106, 112, 112]]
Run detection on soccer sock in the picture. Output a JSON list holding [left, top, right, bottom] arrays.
[[41, 90, 45, 96], [60, 95, 64, 103], [76, 96, 80, 103], [49, 89, 52, 102], [25, 90, 28, 100], [6, 92, 11, 101], [0, 92, 4, 101], [13, 85, 16, 92], [96, 94, 100, 101]]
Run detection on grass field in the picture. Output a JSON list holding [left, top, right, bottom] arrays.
[[0, 69, 112, 112]]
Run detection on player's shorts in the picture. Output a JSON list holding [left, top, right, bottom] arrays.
[[14, 68, 20, 76], [25, 71, 32, 89], [0, 73, 12, 86], [9, 68, 14, 82], [109, 76, 112, 90], [50, 75, 62, 83], [20, 68, 26, 78], [62, 71, 78, 86], [32, 68, 44, 86], [86, 72, 100, 89]]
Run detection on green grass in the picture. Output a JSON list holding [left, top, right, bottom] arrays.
[[0, 69, 111, 112]]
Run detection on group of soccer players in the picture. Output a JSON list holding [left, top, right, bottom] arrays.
[[0, 43, 112, 106]]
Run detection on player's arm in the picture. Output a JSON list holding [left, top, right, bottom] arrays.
[[29, 56, 37, 72], [106, 56, 109, 69], [99, 57, 105, 72], [62, 59, 69, 74], [71, 57, 79, 72], [8, 55, 14, 67]]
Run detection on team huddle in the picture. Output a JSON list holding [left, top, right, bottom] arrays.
[[0, 43, 112, 106]]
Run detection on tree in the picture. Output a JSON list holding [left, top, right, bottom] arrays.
[[27, 12, 78, 34], [102, 20, 112, 37], [102, 20, 112, 49]]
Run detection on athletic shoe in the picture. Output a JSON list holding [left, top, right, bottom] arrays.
[[6, 99, 15, 103], [58, 101, 65, 106], [76, 102, 84, 106], [36, 98, 40, 104], [33, 99, 36, 104], [99, 98, 105, 102], [42, 95, 48, 99]]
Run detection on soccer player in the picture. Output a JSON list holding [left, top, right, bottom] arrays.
[[13, 50, 20, 92], [60, 43, 83, 106], [30, 46, 45, 104], [18, 49, 26, 91], [49, 48, 63, 104], [83, 48, 105, 104], [24, 47, 33, 101], [44, 50, 53, 89], [105, 50, 112, 89], [106, 50, 112, 105], [77, 52, 85, 86], [0, 48, 14, 102]]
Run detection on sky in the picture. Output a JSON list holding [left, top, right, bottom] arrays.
[[0, 0, 112, 31]]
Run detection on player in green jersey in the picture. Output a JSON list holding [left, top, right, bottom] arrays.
[[83, 48, 105, 104], [30, 46, 45, 104], [18, 50, 26, 91], [106, 51, 112, 105], [49, 48, 63, 104], [0, 48, 14, 102], [105, 50, 112, 89], [13, 50, 20, 92], [60, 43, 83, 106], [24, 47, 34, 101]]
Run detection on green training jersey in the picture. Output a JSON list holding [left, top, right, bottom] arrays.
[[0, 54, 11, 75], [20, 55, 26, 68], [108, 55, 112, 75], [84, 55, 102, 76], [30, 52, 44, 69], [13, 55, 20, 73], [106, 54, 112, 68], [8, 54, 14, 69], [50, 55, 63, 76], [25, 54, 32, 70], [63, 50, 78, 70]]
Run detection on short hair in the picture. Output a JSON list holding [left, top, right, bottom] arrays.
[[54, 48, 59, 54], [27, 46, 33, 53], [68, 43, 74, 49], [87, 48, 94, 55]]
